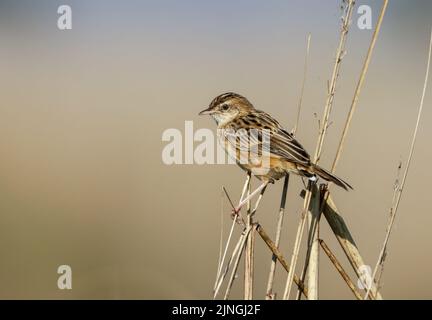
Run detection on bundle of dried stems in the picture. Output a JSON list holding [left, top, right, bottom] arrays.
[[212, 0, 428, 300]]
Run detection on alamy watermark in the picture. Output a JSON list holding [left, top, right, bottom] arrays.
[[357, 5, 372, 30], [54, 3, 372, 32], [57, 5, 72, 30], [357, 264, 373, 290], [57, 265, 72, 290], [162, 121, 272, 175]]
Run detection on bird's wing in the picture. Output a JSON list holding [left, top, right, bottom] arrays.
[[222, 111, 311, 166]]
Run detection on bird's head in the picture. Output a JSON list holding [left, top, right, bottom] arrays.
[[199, 92, 254, 126]]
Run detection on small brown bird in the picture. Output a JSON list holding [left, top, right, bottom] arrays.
[[199, 92, 352, 191]]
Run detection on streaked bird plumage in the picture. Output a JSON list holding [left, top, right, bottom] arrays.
[[199, 92, 352, 191]]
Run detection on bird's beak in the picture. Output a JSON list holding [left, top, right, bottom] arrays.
[[198, 107, 214, 116]]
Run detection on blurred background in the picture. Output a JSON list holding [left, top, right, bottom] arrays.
[[0, 0, 431, 299]]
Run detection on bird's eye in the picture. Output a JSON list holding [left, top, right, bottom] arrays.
[[221, 104, 229, 111]]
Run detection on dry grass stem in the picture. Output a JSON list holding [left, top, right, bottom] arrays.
[[212, 0, 394, 301], [313, 0, 355, 162], [293, 33, 312, 134], [265, 32, 312, 300], [215, 189, 225, 291], [373, 166, 401, 289], [319, 239, 363, 300], [223, 226, 253, 300], [305, 185, 321, 299], [244, 178, 253, 299], [214, 226, 249, 298], [282, 182, 313, 299], [265, 175, 290, 299], [295, 184, 321, 300], [365, 27, 432, 300], [331, 0, 389, 173], [257, 224, 308, 298], [214, 216, 237, 291], [323, 194, 382, 299], [214, 175, 251, 291], [244, 180, 266, 300], [283, 0, 354, 300]]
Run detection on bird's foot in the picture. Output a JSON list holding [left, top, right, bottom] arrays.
[[231, 210, 245, 226]]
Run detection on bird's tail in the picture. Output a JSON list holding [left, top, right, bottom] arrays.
[[312, 164, 353, 191]]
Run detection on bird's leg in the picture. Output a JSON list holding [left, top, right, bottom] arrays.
[[234, 181, 269, 214], [231, 173, 252, 222], [239, 172, 252, 203], [250, 184, 267, 217]]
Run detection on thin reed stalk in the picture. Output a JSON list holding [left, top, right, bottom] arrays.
[[283, 0, 355, 299], [313, 0, 355, 162], [257, 224, 308, 298], [323, 194, 382, 299], [214, 218, 237, 292], [214, 189, 225, 291], [223, 226, 254, 300], [365, 27, 432, 300], [282, 182, 313, 299], [265, 175, 289, 299], [214, 227, 248, 298], [319, 239, 363, 300], [305, 186, 321, 299], [293, 33, 312, 134], [266, 32, 312, 300], [244, 177, 253, 299], [214, 175, 251, 291], [295, 184, 321, 300], [331, 0, 389, 173]]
